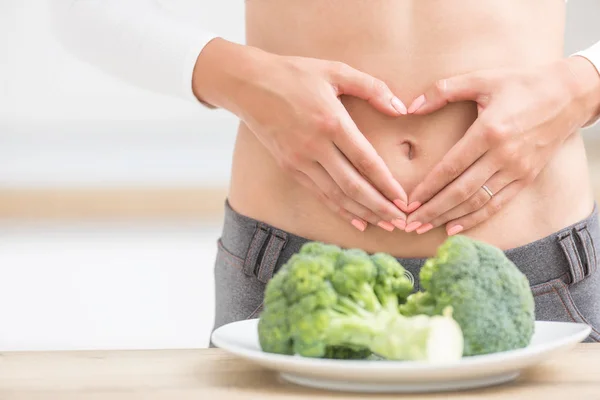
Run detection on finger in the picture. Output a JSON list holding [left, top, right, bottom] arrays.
[[406, 156, 499, 229], [293, 170, 369, 231], [445, 180, 526, 236], [407, 71, 491, 115], [427, 172, 516, 230], [330, 107, 408, 207], [330, 62, 408, 116], [305, 163, 404, 232], [305, 164, 383, 227], [318, 145, 407, 226], [408, 118, 489, 209]]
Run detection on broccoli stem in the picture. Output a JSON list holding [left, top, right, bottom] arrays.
[[325, 301, 464, 363], [369, 308, 463, 362], [326, 313, 382, 348], [374, 286, 399, 313], [332, 296, 372, 317], [349, 282, 382, 312]]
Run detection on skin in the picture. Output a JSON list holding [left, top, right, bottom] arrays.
[[404, 57, 600, 236], [192, 0, 600, 258]]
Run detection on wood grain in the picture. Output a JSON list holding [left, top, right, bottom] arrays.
[[0, 188, 228, 220], [0, 346, 598, 399]]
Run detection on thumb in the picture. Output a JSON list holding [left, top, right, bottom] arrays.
[[407, 72, 490, 115], [331, 63, 407, 117]]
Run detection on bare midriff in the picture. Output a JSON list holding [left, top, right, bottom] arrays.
[[228, 0, 594, 258]]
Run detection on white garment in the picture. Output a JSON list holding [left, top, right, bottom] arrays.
[[51, 0, 217, 103], [51, 0, 600, 118]]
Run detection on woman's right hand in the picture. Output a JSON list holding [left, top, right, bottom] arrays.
[[192, 39, 408, 232]]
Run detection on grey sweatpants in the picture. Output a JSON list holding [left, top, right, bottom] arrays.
[[212, 200, 600, 343]]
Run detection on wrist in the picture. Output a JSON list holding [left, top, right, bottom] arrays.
[[562, 56, 600, 127], [191, 38, 273, 114]]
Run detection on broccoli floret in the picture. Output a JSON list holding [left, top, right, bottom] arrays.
[[256, 268, 292, 354], [258, 242, 464, 362], [400, 235, 535, 357], [371, 252, 414, 310]]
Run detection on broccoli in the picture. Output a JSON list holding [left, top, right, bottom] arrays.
[[399, 235, 535, 357], [258, 242, 464, 362]]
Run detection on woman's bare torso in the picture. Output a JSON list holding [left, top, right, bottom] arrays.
[[228, 0, 594, 257]]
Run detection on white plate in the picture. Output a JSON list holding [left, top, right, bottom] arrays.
[[211, 319, 591, 393]]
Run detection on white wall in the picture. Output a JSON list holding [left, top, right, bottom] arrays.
[[1, 0, 600, 188], [1, 1, 246, 122], [0, 0, 245, 352], [0, 0, 245, 188], [0, 221, 221, 350]]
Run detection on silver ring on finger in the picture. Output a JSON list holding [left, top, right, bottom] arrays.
[[481, 184, 494, 199]]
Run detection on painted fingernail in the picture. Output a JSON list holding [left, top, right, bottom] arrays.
[[392, 218, 406, 230], [405, 221, 422, 233], [407, 202, 421, 213], [351, 219, 367, 232], [393, 199, 410, 213], [391, 97, 407, 115], [447, 225, 464, 236], [416, 223, 434, 235], [408, 94, 426, 113], [377, 221, 395, 232]]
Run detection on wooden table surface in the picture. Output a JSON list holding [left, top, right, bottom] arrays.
[[0, 346, 599, 400]]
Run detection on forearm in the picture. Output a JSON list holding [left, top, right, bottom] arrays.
[[190, 38, 278, 116], [570, 40, 600, 127], [50, 0, 218, 104]]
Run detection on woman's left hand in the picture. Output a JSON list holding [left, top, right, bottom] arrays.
[[403, 57, 600, 236]]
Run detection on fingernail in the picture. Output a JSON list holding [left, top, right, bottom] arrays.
[[393, 199, 408, 211], [351, 219, 367, 232], [407, 202, 421, 213], [447, 225, 464, 236], [377, 221, 395, 232], [391, 97, 407, 115], [405, 221, 422, 233], [408, 94, 426, 113], [416, 223, 434, 235], [392, 218, 406, 230]]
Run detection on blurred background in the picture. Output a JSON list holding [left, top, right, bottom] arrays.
[[0, 0, 600, 351]]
